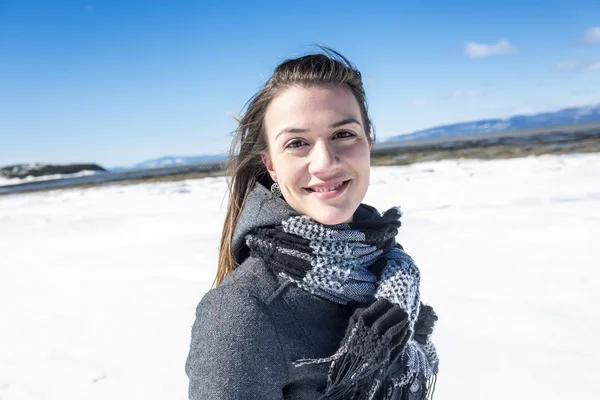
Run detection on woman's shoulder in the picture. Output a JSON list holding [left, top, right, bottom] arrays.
[[198, 256, 284, 315], [186, 257, 290, 396]]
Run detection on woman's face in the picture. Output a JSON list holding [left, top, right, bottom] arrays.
[[262, 84, 371, 225]]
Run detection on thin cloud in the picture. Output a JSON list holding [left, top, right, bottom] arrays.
[[464, 40, 516, 58], [557, 58, 600, 72], [586, 61, 600, 71], [412, 99, 427, 106], [580, 26, 600, 44], [449, 90, 482, 99], [570, 89, 594, 96], [557, 60, 580, 71]]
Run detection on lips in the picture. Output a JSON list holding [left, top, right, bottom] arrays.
[[304, 179, 351, 193]]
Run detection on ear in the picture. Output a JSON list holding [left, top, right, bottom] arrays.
[[261, 153, 277, 182]]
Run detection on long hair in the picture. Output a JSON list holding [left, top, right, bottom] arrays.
[[213, 46, 374, 287]]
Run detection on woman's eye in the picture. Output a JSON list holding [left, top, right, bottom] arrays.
[[285, 139, 306, 150], [333, 130, 355, 139]]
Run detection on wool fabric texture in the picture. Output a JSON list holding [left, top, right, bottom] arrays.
[[245, 206, 439, 399]]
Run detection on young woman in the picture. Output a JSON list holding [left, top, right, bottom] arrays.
[[185, 48, 439, 400]]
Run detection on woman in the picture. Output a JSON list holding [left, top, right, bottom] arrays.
[[185, 47, 439, 400]]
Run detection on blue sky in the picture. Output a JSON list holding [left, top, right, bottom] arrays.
[[1, 0, 599, 167]]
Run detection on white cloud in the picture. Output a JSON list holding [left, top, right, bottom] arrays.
[[450, 90, 482, 99], [557, 60, 580, 71], [586, 61, 600, 71], [464, 40, 516, 58], [557, 58, 600, 72], [580, 26, 600, 44]]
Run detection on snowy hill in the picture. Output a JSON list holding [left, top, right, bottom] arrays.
[[0, 163, 106, 187], [386, 103, 600, 142], [0, 163, 106, 179], [107, 154, 228, 172], [130, 154, 228, 169]]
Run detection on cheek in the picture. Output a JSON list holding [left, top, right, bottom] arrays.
[[273, 156, 308, 185], [340, 143, 371, 172]]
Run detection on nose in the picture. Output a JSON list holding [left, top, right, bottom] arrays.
[[308, 139, 341, 177]]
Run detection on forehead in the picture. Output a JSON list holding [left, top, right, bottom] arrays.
[[264, 84, 362, 134]]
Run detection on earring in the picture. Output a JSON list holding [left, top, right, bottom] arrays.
[[270, 182, 282, 197]]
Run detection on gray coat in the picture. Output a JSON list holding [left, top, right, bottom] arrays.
[[185, 185, 427, 399]]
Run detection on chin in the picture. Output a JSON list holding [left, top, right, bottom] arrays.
[[305, 206, 356, 226]]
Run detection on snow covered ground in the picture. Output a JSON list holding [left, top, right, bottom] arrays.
[[0, 153, 598, 400]]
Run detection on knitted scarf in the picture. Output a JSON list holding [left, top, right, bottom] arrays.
[[245, 206, 439, 399]]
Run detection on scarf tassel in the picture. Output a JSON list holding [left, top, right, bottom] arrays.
[[424, 374, 438, 400], [294, 326, 392, 400]]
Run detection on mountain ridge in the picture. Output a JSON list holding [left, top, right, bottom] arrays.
[[385, 103, 600, 142]]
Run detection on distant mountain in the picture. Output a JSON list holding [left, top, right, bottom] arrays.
[[133, 154, 228, 169], [108, 154, 229, 171], [386, 103, 600, 142]]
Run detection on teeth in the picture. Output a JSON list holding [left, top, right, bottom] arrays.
[[313, 181, 344, 193]]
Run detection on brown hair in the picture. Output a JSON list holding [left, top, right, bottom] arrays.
[[213, 46, 374, 287]]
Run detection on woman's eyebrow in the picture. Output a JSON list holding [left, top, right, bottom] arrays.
[[276, 117, 362, 139], [328, 117, 361, 129]]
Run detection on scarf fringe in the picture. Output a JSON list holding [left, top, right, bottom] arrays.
[[425, 374, 438, 400], [294, 325, 393, 400]]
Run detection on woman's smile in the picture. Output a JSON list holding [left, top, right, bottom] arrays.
[[303, 179, 351, 199]]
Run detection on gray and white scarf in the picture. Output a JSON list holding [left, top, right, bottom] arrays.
[[246, 206, 439, 399]]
